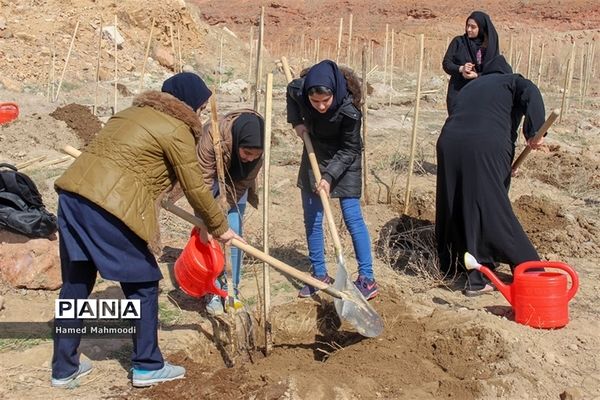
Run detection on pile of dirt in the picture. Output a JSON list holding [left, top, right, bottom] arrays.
[[142, 291, 519, 399], [50, 103, 102, 145], [513, 194, 600, 258]]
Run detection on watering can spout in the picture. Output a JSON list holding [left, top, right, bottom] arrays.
[[464, 252, 512, 305]]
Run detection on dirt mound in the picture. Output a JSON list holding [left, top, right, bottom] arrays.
[[513, 195, 600, 258], [50, 104, 102, 146], [526, 149, 600, 199], [142, 290, 517, 399]]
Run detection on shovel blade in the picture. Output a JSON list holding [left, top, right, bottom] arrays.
[[333, 266, 384, 338]]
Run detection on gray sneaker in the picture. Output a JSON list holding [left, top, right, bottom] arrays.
[[132, 362, 185, 387], [205, 294, 224, 316], [51, 359, 93, 388]]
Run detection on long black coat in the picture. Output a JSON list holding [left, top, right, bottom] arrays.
[[435, 72, 545, 275], [286, 77, 363, 198], [442, 36, 480, 114]]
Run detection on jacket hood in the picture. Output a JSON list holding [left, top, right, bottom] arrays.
[[133, 91, 203, 138]]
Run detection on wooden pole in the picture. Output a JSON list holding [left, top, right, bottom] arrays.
[[383, 24, 389, 84], [209, 92, 236, 356], [346, 13, 353, 66], [281, 56, 293, 83], [578, 45, 585, 107], [300, 33, 305, 60], [54, 20, 79, 103], [564, 42, 576, 118], [361, 46, 370, 205], [51, 37, 56, 101], [559, 42, 576, 123], [93, 19, 102, 115], [388, 29, 395, 107], [536, 42, 545, 87], [113, 15, 118, 114], [508, 34, 514, 66], [247, 26, 254, 81], [139, 17, 154, 93], [218, 32, 224, 88], [315, 37, 320, 63], [262, 73, 273, 355], [177, 25, 183, 72], [403, 34, 424, 215], [526, 33, 534, 78], [400, 41, 405, 72], [253, 6, 265, 112], [169, 25, 176, 72], [582, 42, 593, 108], [336, 17, 343, 63]]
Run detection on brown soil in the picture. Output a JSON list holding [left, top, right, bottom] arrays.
[[49, 104, 102, 146]]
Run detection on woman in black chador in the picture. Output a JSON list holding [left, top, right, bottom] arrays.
[[435, 55, 546, 295], [442, 11, 500, 115]]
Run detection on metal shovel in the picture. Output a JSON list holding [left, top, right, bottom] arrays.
[[162, 201, 383, 338]]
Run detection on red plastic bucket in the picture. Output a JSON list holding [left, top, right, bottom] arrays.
[[0, 102, 19, 124], [174, 228, 226, 298]]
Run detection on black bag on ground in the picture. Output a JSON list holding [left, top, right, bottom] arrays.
[[0, 163, 58, 238]]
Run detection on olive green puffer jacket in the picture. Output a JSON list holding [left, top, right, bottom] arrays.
[[55, 91, 228, 252]]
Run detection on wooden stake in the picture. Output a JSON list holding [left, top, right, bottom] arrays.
[[336, 17, 343, 63], [113, 15, 118, 114], [582, 42, 593, 108], [388, 29, 395, 107], [16, 155, 47, 170], [247, 26, 254, 81], [536, 42, 545, 87], [400, 41, 405, 72], [209, 92, 236, 356], [383, 24, 389, 83], [526, 33, 534, 78], [564, 42, 576, 117], [253, 6, 265, 112], [51, 38, 56, 101], [262, 73, 273, 355], [93, 18, 103, 115], [54, 20, 79, 103], [578, 45, 585, 106], [361, 45, 370, 205], [169, 25, 176, 72], [138, 17, 154, 93], [177, 25, 183, 72], [47, 34, 54, 101], [559, 42, 576, 123], [281, 56, 293, 83], [403, 34, 424, 215], [218, 33, 224, 88], [508, 34, 514, 66], [346, 13, 353, 66]]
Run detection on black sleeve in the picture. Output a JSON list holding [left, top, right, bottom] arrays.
[[515, 76, 545, 140], [323, 112, 362, 184], [442, 37, 462, 76], [286, 81, 304, 127]]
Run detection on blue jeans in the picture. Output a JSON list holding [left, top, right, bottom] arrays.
[[212, 188, 247, 296], [301, 191, 374, 280]]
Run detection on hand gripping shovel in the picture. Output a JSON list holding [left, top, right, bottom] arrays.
[[301, 133, 383, 337], [512, 109, 559, 173], [162, 200, 383, 338]]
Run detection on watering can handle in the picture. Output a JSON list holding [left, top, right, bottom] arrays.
[[520, 261, 579, 301]]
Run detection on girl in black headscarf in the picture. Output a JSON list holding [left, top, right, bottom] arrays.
[[435, 55, 546, 296], [286, 60, 378, 301], [442, 11, 500, 115], [196, 110, 264, 315]]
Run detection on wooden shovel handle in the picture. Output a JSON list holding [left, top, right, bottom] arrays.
[[512, 109, 559, 171], [302, 132, 345, 255], [161, 200, 344, 299]]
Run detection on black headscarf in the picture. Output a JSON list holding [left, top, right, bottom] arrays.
[[303, 60, 348, 116], [463, 11, 500, 73], [481, 55, 513, 75], [229, 113, 264, 181], [161, 72, 212, 112]]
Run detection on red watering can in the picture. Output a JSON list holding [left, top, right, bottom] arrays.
[[464, 252, 579, 329], [174, 228, 226, 298]]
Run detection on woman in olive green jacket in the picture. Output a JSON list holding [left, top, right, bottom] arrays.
[[51, 73, 241, 389]]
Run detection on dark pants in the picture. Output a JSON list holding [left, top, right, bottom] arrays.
[[52, 239, 163, 379]]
